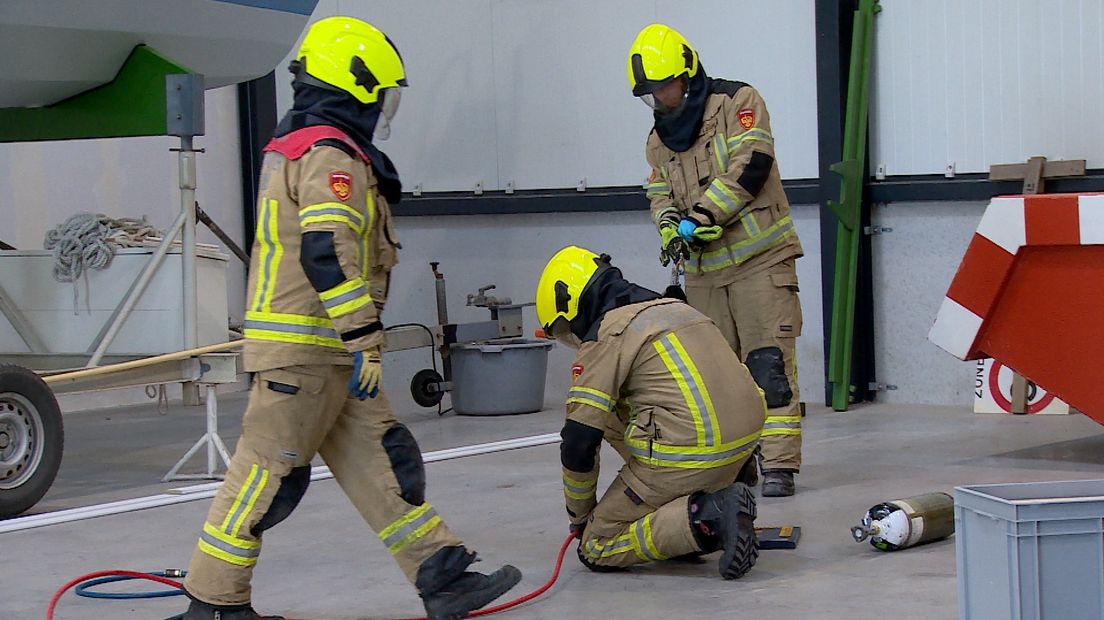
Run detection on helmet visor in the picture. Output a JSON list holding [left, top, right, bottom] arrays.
[[636, 76, 688, 116]]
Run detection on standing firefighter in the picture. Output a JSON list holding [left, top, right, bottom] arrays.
[[630, 24, 805, 497], [536, 246, 765, 578], [178, 17, 520, 620]]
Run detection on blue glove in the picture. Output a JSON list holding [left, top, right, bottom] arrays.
[[349, 349, 382, 400], [677, 218, 699, 242]]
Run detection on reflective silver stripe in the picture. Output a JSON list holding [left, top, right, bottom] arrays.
[[564, 480, 596, 496], [225, 468, 264, 535], [200, 531, 260, 560], [714, 133, 729, 170], [704, 181, 742, 215], [254, 199, 276, 312], [381, 507, 439, 550], [697, 218, 796, 271], [243, 319, 339, 340], [298, 206, 364, 230], [587, 536, 633, 558], [655, 336, 715, 446], [567, 389, 613, 412], [321, 283, 370, 311], [763, 421, 801, 430], [633, 518, 661, 561], [653, 207, 679, 224], [628, 437, 758, 463]]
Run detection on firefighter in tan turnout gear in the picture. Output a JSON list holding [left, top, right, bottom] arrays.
[[177, 17, 520, 620], [536, 246, 765, 578], [630, 24, 805, 497]]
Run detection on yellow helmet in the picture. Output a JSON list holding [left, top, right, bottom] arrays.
[[293, 16, 406, 105], [535, 246, 606, 333], [626, 23, 699, 97]]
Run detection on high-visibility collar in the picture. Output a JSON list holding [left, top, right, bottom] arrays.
[[263, 126, 369, 163]]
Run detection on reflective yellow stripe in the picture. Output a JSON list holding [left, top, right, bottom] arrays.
[[379, 503, 442, 555], [319, 279, 374, 318], [646, 182, 671, 198], [198, 521, 261, 566], [653, 333, 719, 447], [632, 514, 667, 561], [739, 210, 762, 237], [763, 415, 802, 437], [563, 473, 597, 500], [244, 310, 344, 349], [727, 128, 774, 156], [585, 532, 636, 559], [298, 202, 364, 234], [251, 198, 283, 313], [198, 539, 258, 567], [713, 133, 730, 171], [704, 179, 744, 216], [685, 216, 795, 275], [362, 192, 376, 274], [653, 206, 679, 225], [566, 386, 614, 413], [219, 464, 269, 537], [625, 429, 760, 469]]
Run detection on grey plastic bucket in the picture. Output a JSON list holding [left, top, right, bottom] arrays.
[[449, 338, 555, 415]]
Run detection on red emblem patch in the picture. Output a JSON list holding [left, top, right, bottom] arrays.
[[329, 171, 353, 201], [738, 108, 756, 130], [571, 364, 584, 381]]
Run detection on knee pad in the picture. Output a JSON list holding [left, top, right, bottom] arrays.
[[252, 465, 311, 535], [745, 346, 792, 408], [560, 420, 604, 473], [383, 424, 426, 506]]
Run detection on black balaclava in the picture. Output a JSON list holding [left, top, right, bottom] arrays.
[[653, 65, 711, 153], [273, 80, 403, 205], [568, 263, 662, 342]]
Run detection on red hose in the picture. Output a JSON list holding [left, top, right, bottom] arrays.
[[46, 535, 575, 620], [46, 570, 184, 619]]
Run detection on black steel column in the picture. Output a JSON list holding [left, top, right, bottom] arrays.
[[237, 71, 278, 253]]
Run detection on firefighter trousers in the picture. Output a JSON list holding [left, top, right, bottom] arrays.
[[578, 456, 745, 569], [685, 258, 802, 471], [184, 365, 464, 606]]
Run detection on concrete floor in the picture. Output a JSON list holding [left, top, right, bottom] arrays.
[[6, 393, 1104, 620]]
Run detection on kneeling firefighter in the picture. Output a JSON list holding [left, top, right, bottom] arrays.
[[535, 246, 766, 578], [178, 17, 520, 620]]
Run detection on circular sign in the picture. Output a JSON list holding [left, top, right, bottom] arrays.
[[987, 361, 1056, 414]]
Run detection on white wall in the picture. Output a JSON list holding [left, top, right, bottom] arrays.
[[279, 0, 820, 191], [378, 206, 825, 416], [872, 0, 1104, 175], [870, 200, 987, 407]]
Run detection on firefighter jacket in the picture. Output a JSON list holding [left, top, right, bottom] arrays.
[[561, 298, 767, 521], [242, 126, 400, 372], [645, 81, 803, 286]]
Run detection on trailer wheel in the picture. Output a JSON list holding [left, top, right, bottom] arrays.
[[0, 365, 63, 518], [410, 368, 445, 408]]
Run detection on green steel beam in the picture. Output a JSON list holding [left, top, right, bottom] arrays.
[[0, 45, 191, 143], [828, 0, 880, 411]]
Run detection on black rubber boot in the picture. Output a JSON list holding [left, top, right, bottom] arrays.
[[691, 483, 759, 580], [761, 469, 796, 497], [180, 599, 284, 620], [421, 565, 522, 620]]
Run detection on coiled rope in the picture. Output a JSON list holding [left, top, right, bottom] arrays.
[[42, 213, 163, 312]]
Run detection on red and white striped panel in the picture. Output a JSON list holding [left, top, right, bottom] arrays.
[[929, 192, 1104, 360]]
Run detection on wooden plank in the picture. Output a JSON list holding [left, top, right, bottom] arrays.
[[989, 158, 1086, 181]]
